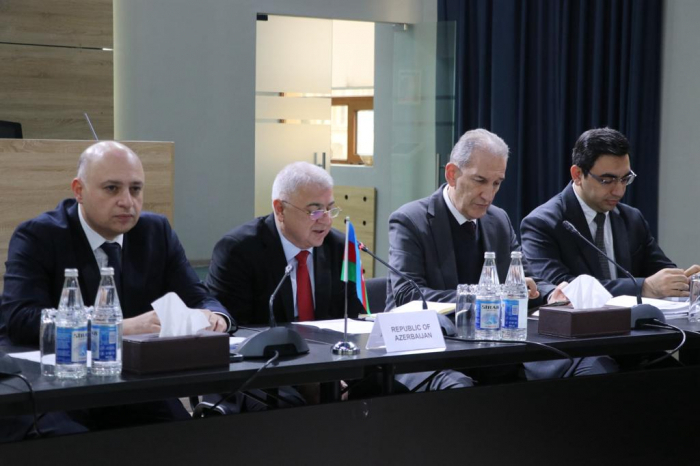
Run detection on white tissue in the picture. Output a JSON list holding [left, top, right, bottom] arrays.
[[152, 292, 210, 337], [563, 274, 613, 309]]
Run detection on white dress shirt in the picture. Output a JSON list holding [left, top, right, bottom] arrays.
[[77, 204, 124, 268], [275, 223, 316, 319], [443, 185, 478, 229], [573, 189, 617, 279]]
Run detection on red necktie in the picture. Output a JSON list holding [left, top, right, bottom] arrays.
[[296, 250, 314, 321]]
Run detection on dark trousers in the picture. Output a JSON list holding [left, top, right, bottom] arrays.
[[68, 399, 190, 430], [0, 412, 87, 443]]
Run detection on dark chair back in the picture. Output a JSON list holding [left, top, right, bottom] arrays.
[[0, 121, 22, 139], [365, 277, 387, 313]]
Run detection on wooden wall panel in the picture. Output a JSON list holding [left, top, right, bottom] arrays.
[[0, 44, 113, 140], [332, 186, 376, 278], [0, 0, 112, 48], [0, 139, 174, 291]]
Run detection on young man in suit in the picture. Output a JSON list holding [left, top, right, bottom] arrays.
[[387, 128, 615, 380], [521, 127, 699, 298], [0, 141, 232, 431]]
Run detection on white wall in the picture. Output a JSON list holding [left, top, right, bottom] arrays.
[[113, 0, 432, 262], [659, 0, 700, 267]]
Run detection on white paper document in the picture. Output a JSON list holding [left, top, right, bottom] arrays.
[[392, 300, 456, 315], [293, 319, 375, 334], [9, 350, 41, 363], [606, 295, 689, 319]]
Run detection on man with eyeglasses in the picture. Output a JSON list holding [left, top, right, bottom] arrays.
[[521, 127, 699, 298], [206, 162, 471, 406], [207, 161, 361, 326], [385, 129, 620, 381]]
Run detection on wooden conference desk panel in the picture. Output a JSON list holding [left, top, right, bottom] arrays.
[[0, 139, 174, 292]]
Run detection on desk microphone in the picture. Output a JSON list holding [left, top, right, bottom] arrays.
[[358, 242, 457, 336], [268, 265, 293, 328], [562, 220, 665, 328], [236, 264, 309, 358], [358, 242, 428, 310]]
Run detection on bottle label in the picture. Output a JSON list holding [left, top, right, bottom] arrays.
[[56, 326, 88, 364], [476, 300, 500, 330], [502, 298, 528, 329], [91, 324, 118, 362]]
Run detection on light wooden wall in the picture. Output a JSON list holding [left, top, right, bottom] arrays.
[[0, 139, 174, 291], [0, 0, 113, 139], [332, 185, 376, 277]]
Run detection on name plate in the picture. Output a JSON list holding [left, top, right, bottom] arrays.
[[366, 310, 446, 353]]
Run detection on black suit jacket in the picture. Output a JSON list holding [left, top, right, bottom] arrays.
[[206, 214, 364, 325], [520, 183, 676, 296], [387, 186, 554, 309], [1, 199, 230, 345]]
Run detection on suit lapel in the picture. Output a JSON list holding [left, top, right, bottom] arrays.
[[263, 215, 295, 323], [561, 184, 606, 277], [609, 208, 631, 271], [313, 243, 332, 320], [67, 202, 101, 306], [428, 187, 458, 290]]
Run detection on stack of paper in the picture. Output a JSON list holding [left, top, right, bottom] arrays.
[[606, 295, 689, 320]]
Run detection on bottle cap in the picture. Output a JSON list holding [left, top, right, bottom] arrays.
[[510, 251, 523, 259], [484, 252, 495, 259], [100, 267, 115, 276], [64, 268, 79, 278]]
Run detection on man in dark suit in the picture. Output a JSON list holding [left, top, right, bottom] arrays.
[[207, 162, 471, 402], [0, 141, 232, 433], [387, 129, 615, 380], [521, 127, 699, 298], [207, 163, 363, 325], [387, 129, 558, 309], [2, 141, 231, 345]]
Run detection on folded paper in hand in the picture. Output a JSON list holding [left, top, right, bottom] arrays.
[[563, 275, 613, 309], [152, 292, 210, 337]]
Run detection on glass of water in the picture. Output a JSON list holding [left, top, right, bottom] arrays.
[[455, 284, 477, 339], [40, 308, 57, 377], [689, 274, 700, 322]]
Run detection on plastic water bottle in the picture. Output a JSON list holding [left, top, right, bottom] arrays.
[[55, 269, 88, 379], [475, 252, 501, 340], [501, 251, 529, 341], [91, 267, 123, 376]]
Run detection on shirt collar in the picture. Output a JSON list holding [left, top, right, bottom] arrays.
[[442, 185, 476, 226], [77, 204, 124, 251], [572, 186, 606, 225], [275, 220, 313, 263]]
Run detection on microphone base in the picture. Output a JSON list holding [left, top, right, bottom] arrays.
[[631, 304, 666, 329], [237, 327, 310, 359], [331, 340, 360, 355]]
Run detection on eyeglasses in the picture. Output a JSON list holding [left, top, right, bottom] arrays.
[[587, 170, 637, 186], [281, 201, 342, 220]]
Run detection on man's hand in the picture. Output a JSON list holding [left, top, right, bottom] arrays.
[[123, 310, 161, 335], [547, 281, 569, 304], [199, 309, 228, 332], [525, 277, 540, 299], [684, 265, 700, 277], [642, 268, 690, 298]]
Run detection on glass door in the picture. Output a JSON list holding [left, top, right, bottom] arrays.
[[255, 15, 332, 217], [389, 21, 455, 210]]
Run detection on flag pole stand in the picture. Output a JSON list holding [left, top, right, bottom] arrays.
[[333, 219, 360, 355], [333, 278, 359, 355]]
